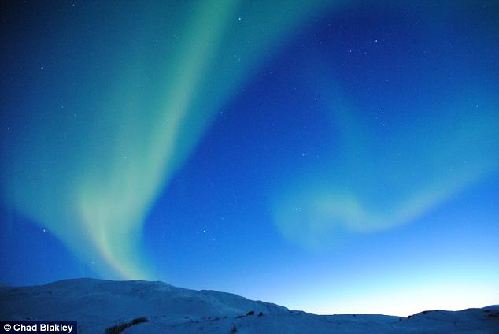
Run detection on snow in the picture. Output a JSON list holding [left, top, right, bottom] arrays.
[[0, 278, 497, 333]]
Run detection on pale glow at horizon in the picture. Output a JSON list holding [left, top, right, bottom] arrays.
[[299, 282, 499, 317]]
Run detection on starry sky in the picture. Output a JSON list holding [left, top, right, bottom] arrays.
[[1, 0, 498, 316]]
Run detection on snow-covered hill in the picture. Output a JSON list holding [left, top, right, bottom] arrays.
[[0, 278, 497, 333]]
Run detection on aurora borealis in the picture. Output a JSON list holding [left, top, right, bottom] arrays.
[[1, 0, 337, 279], [1, 0, 498, 316]]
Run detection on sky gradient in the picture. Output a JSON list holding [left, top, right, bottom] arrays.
[[1, 0, 498, 316]]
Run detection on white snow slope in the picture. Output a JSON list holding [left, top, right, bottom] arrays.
[[0, 278, 497, 334]]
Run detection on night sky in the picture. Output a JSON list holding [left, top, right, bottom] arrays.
[[1, 0, 499, 316]]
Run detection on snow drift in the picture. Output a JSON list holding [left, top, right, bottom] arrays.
[[0, 278, 497, 333]]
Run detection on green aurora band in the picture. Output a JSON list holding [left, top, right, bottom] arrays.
[[0, 0, 341, 278], [273, 76, 499, 249], [2, 0, 497, 279]]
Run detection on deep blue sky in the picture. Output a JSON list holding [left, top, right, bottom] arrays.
[[1, 0, 498, 315]]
